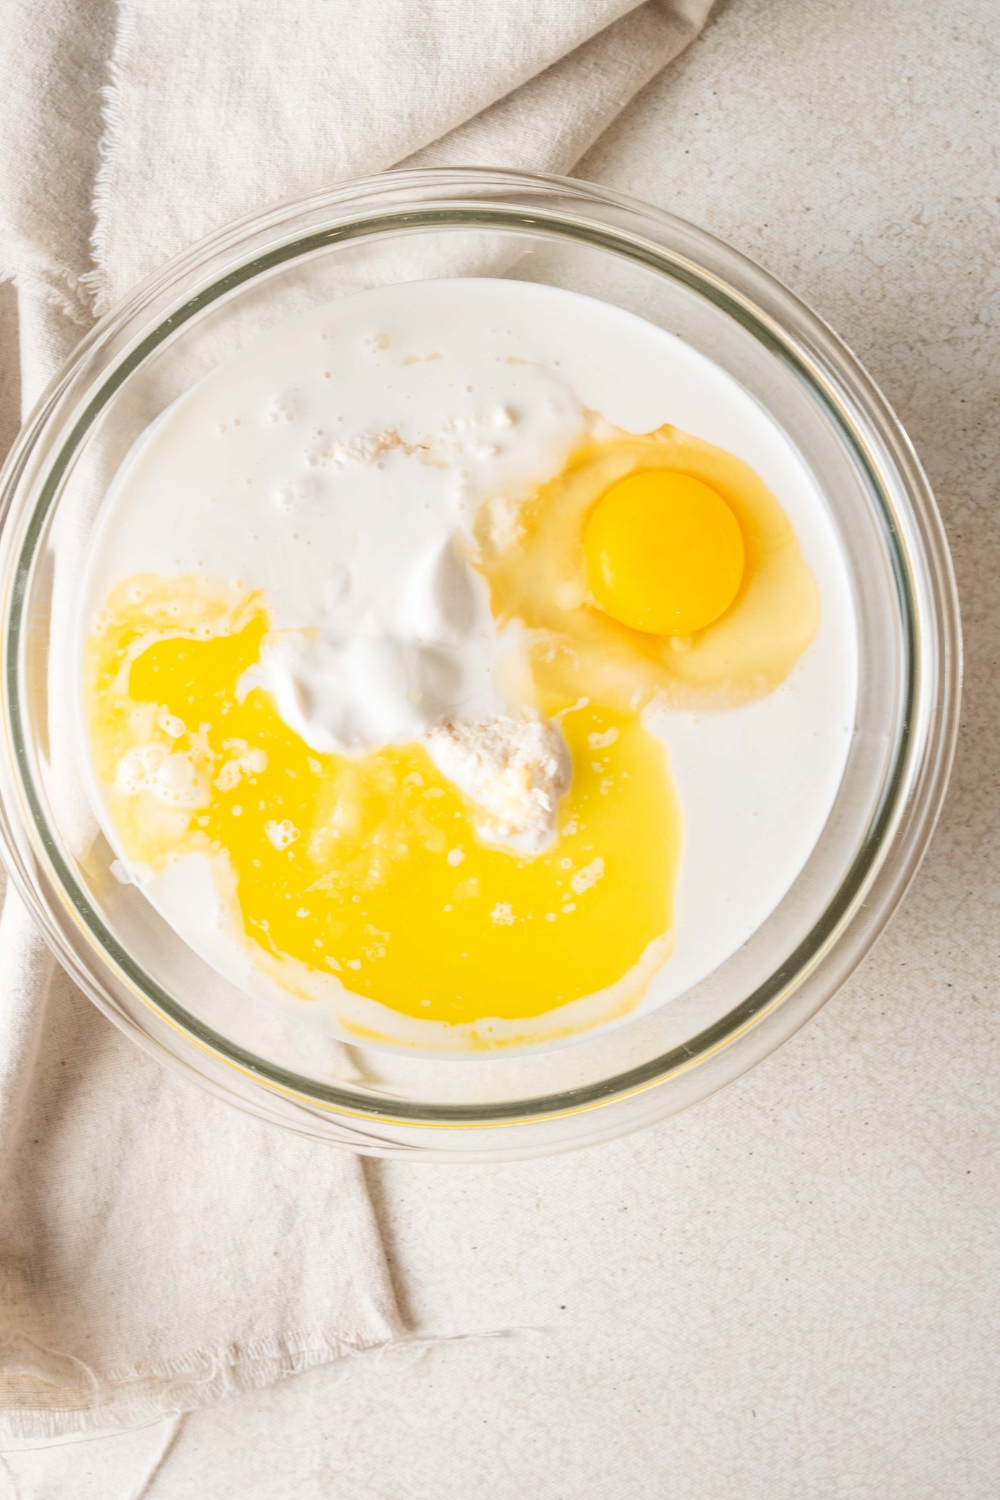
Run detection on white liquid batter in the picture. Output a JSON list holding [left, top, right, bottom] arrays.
[[80, 278, 857, 1048]]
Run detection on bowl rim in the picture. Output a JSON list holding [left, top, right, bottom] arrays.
[[0, 166, 962, 1135]]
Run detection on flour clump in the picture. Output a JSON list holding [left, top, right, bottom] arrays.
[[423, 713, 571, 855]]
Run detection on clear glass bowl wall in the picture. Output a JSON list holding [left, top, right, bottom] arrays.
[[0, 170, 960, 1158]]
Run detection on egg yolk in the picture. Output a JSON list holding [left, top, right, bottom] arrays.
[[478, 422, 820, 714], [584, 471, 745, 636]]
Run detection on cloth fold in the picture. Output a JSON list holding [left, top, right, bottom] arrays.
[[0, 0, 712, 1437]]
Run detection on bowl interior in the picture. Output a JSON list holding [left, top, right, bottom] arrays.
[[0, 173, 952, 1149]]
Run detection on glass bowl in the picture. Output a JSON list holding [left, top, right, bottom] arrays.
[[0, 169, 960, 1159]]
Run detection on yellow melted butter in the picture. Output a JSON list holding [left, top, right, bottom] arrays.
[[86, 576, 681, 1029]]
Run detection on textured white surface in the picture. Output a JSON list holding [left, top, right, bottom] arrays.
[[3, 0, 999, 1493]]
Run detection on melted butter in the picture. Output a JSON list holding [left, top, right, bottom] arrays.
[[86, 576, 681, 1027]]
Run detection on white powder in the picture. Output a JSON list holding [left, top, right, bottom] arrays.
[[423, 713, 571, 856], [312, 406, 516, 471], [319, 427, 409, 469]]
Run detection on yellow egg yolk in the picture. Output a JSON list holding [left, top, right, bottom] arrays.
[[584, 470, 745, 636], [478, 420, 820, 714], [86, 575, 681, 1043]]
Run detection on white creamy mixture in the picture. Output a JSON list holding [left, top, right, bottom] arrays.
[[81, 278, 858, 1041]]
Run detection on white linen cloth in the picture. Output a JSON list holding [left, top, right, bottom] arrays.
[[0, 0, 713, 1437]]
